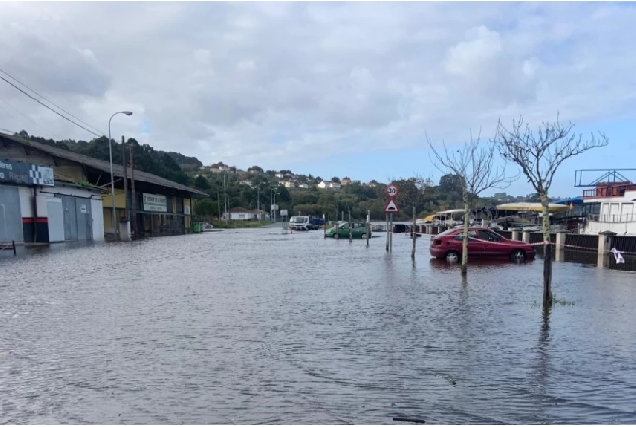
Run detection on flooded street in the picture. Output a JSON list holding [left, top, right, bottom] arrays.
[[2, 226, 636, 424]]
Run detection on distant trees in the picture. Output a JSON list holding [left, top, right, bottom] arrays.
[[18, 131, 193, 185], [194, 175, 210, 190]]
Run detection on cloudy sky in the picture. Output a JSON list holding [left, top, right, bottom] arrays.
[[1, 1, 635, 197]]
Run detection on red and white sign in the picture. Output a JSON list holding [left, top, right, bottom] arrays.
[[384, 198, 400, 214], [386, 183, 398, 198]]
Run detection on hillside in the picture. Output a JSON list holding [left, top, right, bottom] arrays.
[[13, 130, 518, 220]]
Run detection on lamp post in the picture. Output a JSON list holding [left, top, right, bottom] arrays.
[[108, 111, 132, 238], [273, 191, 280, 223]]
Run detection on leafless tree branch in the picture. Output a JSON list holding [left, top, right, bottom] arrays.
[[492, 112, 609, 195], [427, 129, 518, 204]]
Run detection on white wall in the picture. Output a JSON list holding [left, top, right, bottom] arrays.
[[90, 198, 104, 241], [18, 186, 32, 217], [17, 187, 48, 218]]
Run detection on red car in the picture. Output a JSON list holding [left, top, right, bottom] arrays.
[[429, 227, 536, 262]]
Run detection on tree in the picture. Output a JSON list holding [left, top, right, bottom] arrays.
[[428, 130, 516, 276], [331, 177, 341, 183], [439, 174, 464, 194], [493, 113, 608, 306], [194, 175, 211, 190]]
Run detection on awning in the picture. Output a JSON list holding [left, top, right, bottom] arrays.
[[553, 196, 583, 205], [496, 202, 569, 212]]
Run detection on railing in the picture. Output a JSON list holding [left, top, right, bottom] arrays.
[[583, 185, 634, 199], [611, 236, 636, 254], [587, 214, 636, 223], [565, 234, 599, 251], [0, 240, 17, 256]]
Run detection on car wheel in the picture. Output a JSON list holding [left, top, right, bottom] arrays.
[[445, 251, 459, 263], [511, 249, 526, 262]]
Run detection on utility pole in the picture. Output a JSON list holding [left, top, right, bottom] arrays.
[[130, 145, 137, 237], [257, 185, 260, 221], [122, 136, 127, 222]]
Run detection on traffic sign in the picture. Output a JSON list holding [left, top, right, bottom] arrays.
[[386, 183, 398, 198], [384, 198, 400, 213]]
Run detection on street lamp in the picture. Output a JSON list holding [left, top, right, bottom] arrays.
[[108, 111, 133, 238], [273, 191, 280, 223]]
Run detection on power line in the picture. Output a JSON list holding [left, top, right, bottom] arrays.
[[0, 74, 101, 137], [0, 66, 104, 135]]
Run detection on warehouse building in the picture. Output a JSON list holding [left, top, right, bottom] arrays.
[[0, 132, 206, 244]]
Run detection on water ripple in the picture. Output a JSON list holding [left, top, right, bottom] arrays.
[[1, 228, 636, 423]]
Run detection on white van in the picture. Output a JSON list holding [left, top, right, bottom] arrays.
[[289, 216, 311, 231]]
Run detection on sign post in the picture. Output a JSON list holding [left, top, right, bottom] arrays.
[[384, 184, 400, 253]]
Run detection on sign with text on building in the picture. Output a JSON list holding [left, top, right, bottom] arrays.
[[0, 159, 54, 186], [143, 193, 168, 212]]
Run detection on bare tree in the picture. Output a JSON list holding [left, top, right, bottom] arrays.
[[492, 113, 609, 306], [428, 130, 517, 276]]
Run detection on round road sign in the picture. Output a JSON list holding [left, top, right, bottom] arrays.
[[386, 183, 398, 197]]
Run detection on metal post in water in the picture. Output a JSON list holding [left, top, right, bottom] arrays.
[[324, 213, 327, 239], [389, 213, 393, 252], [411, 206, 416, 259], [385, 214, 389, 252], [366, 210, 370, 247], [348, 210, 352, 242]]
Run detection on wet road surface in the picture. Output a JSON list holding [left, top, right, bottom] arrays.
[[1, 227, 636, 424]]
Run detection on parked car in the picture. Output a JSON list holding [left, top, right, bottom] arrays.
[[429, 227, 536, 262], [326, 221, 371, 239]]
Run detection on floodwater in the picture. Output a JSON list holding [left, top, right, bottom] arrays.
[[1, 226, 636, 424]]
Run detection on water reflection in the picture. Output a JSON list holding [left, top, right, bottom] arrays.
[[1, 228, 636, 424]]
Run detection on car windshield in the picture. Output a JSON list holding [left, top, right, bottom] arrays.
[[290, 217, 307, 223]]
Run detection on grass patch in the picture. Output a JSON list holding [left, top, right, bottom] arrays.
[[532, 294, 577, 307], [206, 221, 271, 229]]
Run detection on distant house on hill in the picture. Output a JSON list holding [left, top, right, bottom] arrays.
[[341, 177, 352, 185]]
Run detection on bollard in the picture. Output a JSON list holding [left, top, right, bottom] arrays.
[[366, 210, 370, 247], [555, 230, 567, 249], [324, 213, 327, 239], [348, 211, 352, 242], [411, 207, 416, 259], [385, 214, 389, 252], [522, 231, 531, 243], [598, 230, 617, 255]]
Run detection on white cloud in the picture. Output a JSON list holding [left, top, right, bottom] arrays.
[[0, 2, 635, 174]]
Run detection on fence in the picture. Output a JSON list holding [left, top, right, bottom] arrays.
[[611, 236, 636, 254], [498, 230, 512, 240], [0, 241, 17, 256], [564, 234, 599, 251]]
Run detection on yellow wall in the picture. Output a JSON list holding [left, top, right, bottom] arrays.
[[102, 190, 127, 209], [102, 193, 194, 234], [55, 165, 85, 181], [184, 198, 191, 228]]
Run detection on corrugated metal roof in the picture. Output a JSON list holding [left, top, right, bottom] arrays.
[[0, 132, 207, 196]]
